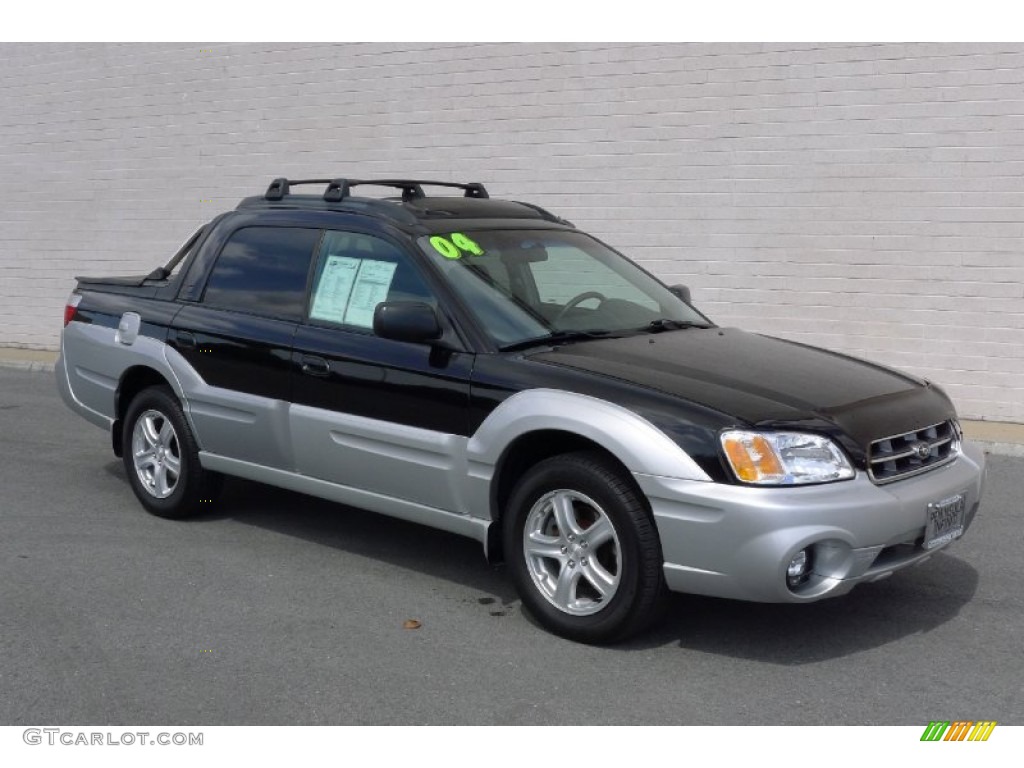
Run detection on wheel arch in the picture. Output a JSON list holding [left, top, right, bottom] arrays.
[[471, 389, 710, 562], [112, 365, 176, 457], [486, 430, 637, 562]]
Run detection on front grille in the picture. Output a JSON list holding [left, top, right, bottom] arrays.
[[868, 421, 959, 484]]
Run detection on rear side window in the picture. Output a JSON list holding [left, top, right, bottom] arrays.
[[202, 226, 321, 319]]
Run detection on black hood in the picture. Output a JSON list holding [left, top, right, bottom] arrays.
[[525, 327, 956, 452]]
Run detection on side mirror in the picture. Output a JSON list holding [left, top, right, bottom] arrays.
[[668, 284, 692, 304], [373, 301, 443, 344]]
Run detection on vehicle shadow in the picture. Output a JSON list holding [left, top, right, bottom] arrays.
[[104, 462, 519, 607], [104, 462, 981, 658], [621, 552, 979, 662]]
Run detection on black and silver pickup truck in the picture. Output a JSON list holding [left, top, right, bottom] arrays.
[[57, 177, 986, 642]]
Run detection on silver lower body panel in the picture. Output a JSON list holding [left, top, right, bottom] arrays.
[[199, 452, 491, 547]]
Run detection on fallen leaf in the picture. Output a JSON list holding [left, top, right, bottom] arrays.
[[403, 619, 422, 630]]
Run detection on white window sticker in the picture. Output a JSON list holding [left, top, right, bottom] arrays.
[[310, 256, 398, 328], [310, 255, 361, 324], [343, 259, 398, 328]]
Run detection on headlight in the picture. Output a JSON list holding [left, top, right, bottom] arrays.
[[720, 430, 855, 485]]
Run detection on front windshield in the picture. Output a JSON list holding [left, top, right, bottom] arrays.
[[419, 229, 711, 348]]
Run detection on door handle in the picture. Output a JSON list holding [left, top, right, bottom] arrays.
[[175, 330, 196, 349], [300, 355, 331, 377]]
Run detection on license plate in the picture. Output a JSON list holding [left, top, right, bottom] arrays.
[[924, 493, 966, 550]]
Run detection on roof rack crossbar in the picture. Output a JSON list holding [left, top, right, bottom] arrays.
[[265, 178, 339, 201], [263, 177, 489, 203], [322, 178, 352, 202], [343, 179, 490, 201]]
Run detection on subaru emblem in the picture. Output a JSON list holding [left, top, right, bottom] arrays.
[[912, 442, 932, 460]]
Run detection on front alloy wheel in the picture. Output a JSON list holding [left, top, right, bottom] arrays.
[[523, 489, 621, 615], [504, 451, 667, 644]]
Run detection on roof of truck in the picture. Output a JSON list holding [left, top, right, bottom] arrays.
[[234, 177, 574, 233]]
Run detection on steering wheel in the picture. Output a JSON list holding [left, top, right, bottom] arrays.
[[554, 291, 607, 322]]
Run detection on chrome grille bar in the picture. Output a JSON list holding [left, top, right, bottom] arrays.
[[868, 421, 959, 484]]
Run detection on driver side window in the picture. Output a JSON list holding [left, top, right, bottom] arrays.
[[307, 230, 438, 333]]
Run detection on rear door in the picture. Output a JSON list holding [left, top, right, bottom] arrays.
[[169, 224, 321, 469], [289, 228, 474, 512]]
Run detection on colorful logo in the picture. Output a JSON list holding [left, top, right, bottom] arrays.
[[920, 721, 997, 742]]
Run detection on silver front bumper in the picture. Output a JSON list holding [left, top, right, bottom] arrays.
[[634, 441, 986, 603]]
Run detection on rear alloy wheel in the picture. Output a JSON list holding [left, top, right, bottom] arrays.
[[121, 385, 221, 519], [131, 409, 182, 499], [504, 451, 667, 643]]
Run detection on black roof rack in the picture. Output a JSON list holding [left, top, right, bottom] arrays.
[[264, 177, 489, 203]]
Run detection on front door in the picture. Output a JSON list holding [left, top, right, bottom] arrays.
[[289, 229, 474, 512]]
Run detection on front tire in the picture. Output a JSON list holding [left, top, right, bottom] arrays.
[[503, 451, 667, 643], [121, 385, 220, 519]]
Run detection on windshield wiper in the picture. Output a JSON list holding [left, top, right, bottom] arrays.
[[499, 329, 615, 352], [642, 319, 713, 333]]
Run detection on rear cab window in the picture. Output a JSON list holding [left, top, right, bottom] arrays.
[[201, 226, 322, 320]]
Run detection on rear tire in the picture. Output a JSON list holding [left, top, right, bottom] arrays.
[[121, 385, 221, 519], [503, 451, 667, 644]]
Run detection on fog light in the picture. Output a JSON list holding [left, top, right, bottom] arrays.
[[787, 549, 810, 587]]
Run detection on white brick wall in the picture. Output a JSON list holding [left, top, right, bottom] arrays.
[[1, 42, 1021, 422]]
